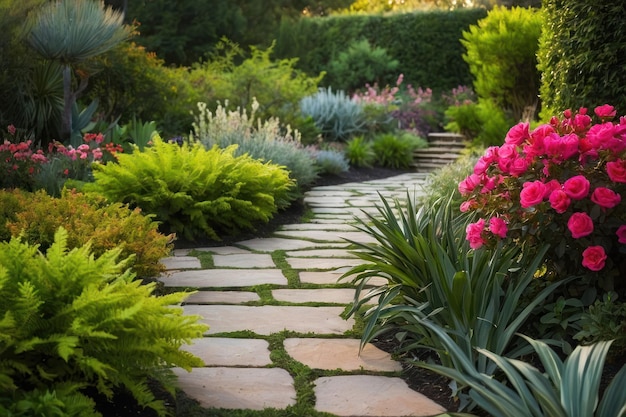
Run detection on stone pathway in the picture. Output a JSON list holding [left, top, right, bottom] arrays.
[[159, 173, 447, 416]]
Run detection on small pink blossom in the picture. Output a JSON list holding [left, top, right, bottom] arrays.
[[7, 125, 16, 135], [591, 187, 621, 209], [549, 189, 571, 214], [489, 217, 508, 238], [616, 225, 626, 244], [582, 246, 607, 271], [567, 212, 594, 238], [606, 160, 626, 183], [563, 175, 590, 199], [505, 122, 530, 146], [594, 104, 616, 119], [520, 180, 547, 208], [466, 219, 486, 249], [458, 174, 482, 196]]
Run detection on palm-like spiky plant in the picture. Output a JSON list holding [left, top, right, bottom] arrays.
[[27, 0, 131, 140]]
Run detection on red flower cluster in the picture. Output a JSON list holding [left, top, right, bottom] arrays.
[[460, 105, 626, 276]]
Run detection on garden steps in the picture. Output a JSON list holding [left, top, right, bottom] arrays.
[[413, 132, 467, 172], [159, 172, 448, 416]]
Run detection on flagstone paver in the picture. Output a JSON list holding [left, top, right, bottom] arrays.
[[184, 305, 354, 335], [212, 253, 275, 268], [314, 375, 446, 416], [173, 367, 296, 410], [284, 338, 402, 372], [183, 291, 260, 304], [161, 268, 286, 287], [159, 173, 447, 416], [182, 337, 271, 366]]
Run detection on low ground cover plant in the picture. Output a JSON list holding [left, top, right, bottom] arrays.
[[88, 137, 294, 242], [0, 228, 206, 416]]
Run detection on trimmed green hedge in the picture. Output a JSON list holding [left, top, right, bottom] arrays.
[[275, 8, 487, 92], [538, 0, 626, 118]]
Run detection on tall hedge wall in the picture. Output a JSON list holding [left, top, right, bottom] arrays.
[[275, 8, 487, 92], [538, 0, 626, 117]]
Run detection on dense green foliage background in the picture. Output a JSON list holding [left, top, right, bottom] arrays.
[[538, 0, 626, 117]]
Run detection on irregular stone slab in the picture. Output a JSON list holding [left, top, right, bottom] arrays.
[[173, 248, 191, 256], [161, 269, 286, 288], [203, 246, 252, 255], [303, 196, 349, 206], [184, 291, 260, 304], [286, 257, 363, 270], [213, 253, 275, 268], [284, 338, 401, 372], [272, 288, 358, 304], [182, 337, 271, 366], [275, 230, 377, 244], [280, 223, 356, 231], [161, 256, 201, 270], [305, 190, 355, 197], [285, 249, 356, 258], [183, 305, 354, 335], [173, 367, 296, 410], [237, 237, 326, 252], [314, 375, 446, 416], [299, 271, 346, 285]]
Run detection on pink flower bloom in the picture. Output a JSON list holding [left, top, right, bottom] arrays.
[[505, 122, 530, 146], [458, 174, 482, 196], [508, 156, 530, 177], [616, 225, 626, 244], [473, 157, 491, 175], [466, 219, 486, 249], [582, 246, 607, 271], [460, 200, 473, 212], [587, 122, 616, 150], [606, 160, 626, 183], [567, 212, 594, 238], [549, 189, 571, 214], [563, 175, 590, 199], [591, 187, 621, 209], [545, 133, 579, 162], [7, 124, 16, 135], [92, 148, 103, 160], [573, 113, 592, 132], [489, 217, 507, 238], [594, 104, 616, 119], [520, 180, 547, 208]]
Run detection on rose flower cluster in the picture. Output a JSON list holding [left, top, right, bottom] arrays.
[[459, 105, 626, 287]]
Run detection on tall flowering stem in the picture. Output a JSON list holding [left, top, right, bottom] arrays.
[[459, 105, 626, 294]]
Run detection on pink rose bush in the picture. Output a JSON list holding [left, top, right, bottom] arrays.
[[459, 105, 626, 291]]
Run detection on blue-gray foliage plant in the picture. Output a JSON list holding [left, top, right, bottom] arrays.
[[300, 87, 366, 142]]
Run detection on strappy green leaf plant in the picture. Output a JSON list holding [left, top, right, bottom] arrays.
[[423, 326, 626, 417], [341, 194, 568, 378]]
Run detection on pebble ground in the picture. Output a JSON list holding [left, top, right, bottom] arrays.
[[159, 173, 448, 416]]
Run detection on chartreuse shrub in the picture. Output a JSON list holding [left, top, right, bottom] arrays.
[[191, 99, 319, 196], [89, 138, 294, 241], [461, 6, 543, 122], [345, 136, 375, 168], [0, 189, 171, 278], [0, 228, 206, 416]]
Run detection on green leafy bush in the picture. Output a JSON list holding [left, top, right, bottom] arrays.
[[89, 138, 294, 241], [418, 153, 478, 211], [461, 6, 543, 121], [300, 87, 367, 142], [191, 99, 318, 195], [0, 189, 171, 278], [445, 99, 513, 148], [345, 136, 375, 167], [0, 228, 206, 416], [539, 1, 626, 118], [189, 40, 323, 136], [371, 132, 425, 169], [575, 291, 626, 358], [420, 332, 626, 417], [326, 39, 399, 93]]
